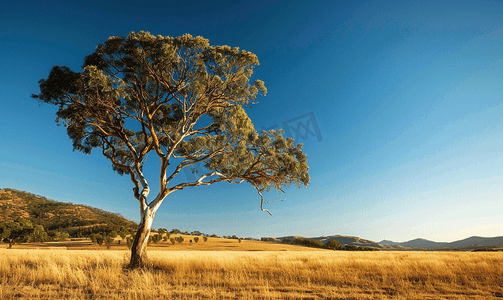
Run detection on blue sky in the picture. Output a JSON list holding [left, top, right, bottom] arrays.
[[1, 0, 502, 242]]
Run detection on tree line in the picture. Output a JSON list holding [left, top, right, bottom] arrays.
[[0, 218, 49, 248], [0, 218, 138, 248], [279, 237, 379, 251], [0, 220, 218, 248]]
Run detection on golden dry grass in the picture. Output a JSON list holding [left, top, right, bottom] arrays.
[[1, 248, 502, 299]]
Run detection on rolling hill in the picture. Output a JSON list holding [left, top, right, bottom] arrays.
[[275, 235, 503, 250], [380, 236, 503, 249], [0, 188, 137, 234], [277, 235, 386, 249]]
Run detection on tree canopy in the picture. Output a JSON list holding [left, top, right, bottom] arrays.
[[33, 31, 309, 267], [0, 218, 49, 247]]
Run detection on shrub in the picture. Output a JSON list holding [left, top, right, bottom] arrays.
[[203, 236, 208, 242], [27, 225, 49, 243], [151, 234, 162, 244], [96, 235, 104, 246], [194, 237, 199, 243], [170, 238, 176, 245], [89, 233, 98, 243], [90, 233, 103, 245], [55, 232, 70, 242]]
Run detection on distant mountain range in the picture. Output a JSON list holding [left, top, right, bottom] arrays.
[[379, 236, 503, 249], [0, 188, 137, 233], [271, 235, 503, 250]]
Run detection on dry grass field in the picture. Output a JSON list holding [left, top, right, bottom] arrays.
[[1, 235, 323, 252], [1, 237, 502, 300]]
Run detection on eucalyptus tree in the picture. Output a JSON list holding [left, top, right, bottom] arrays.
[[0, 218, 36, 248], [33, 31, 309, 268]]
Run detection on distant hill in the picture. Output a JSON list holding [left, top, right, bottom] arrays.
[[316, 235, 384, 248], [399, 238, 445, 248], [447, 236, 503, 248], [278, 235, 385, 249], [0, 188, 137, 234], [379, 236, 503, 249], [379, 240, 400, 246], [271, 234, 503, 250]]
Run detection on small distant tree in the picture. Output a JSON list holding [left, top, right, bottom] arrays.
[[151, 234, 162, 244], [176, 236, 184, 244], [108, 231, 118, 239], [194, 237, 199, 243], [119, 230, 128, 240], [0, 219, 35, 248], [171, 229, 182, 235], [60, 232, 70, 241], [238, 238, 242, 243], [163, 235, 168, 242], [104, 236, 113, 249], [54, 231, 70, 242], [203, 236, 208, 242], [89, 233, 97, 243], [33, 32, 309, 268], [89, 233, 104, 244], [325, 239, 342, 250], [27, 225, 49, 243], [170, 238, 176, 245]]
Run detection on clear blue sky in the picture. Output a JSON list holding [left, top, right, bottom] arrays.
[[1, 0, 502, 242]]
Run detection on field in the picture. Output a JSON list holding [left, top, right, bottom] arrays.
[[1, 237, 502, 299]]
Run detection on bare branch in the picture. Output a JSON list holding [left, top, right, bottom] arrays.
[[255, 185, 272, 216]]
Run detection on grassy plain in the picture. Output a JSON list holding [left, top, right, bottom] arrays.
[[1, 238, 502, 299]]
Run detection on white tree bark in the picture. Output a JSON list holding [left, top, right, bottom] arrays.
[[129, 205, 156, 268]]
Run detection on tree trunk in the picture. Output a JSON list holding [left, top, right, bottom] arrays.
[[129, 207, 155, 268]]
